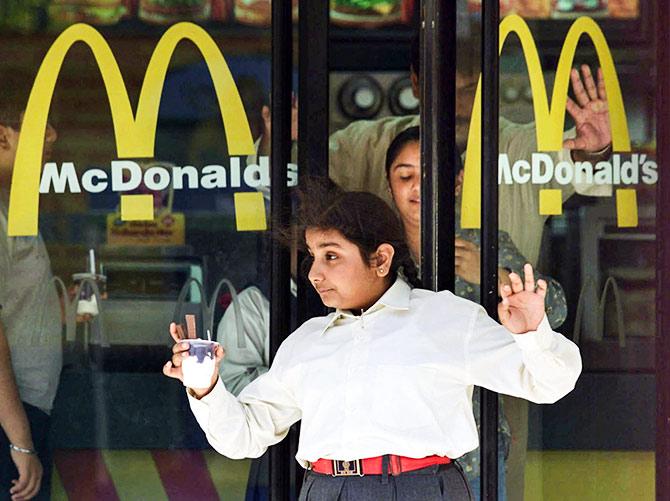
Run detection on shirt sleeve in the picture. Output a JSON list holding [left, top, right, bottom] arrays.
[[538, 276, 567, 329], [187, 336, 301, 459], [560, 127, 613, 197], [328, 123, 363, 191], [464, 307, 582, 404], [0, 213, 9, 307], [0, 254, 7, 308], [504, 120, 612, 197], [247, 136, 262, 165]]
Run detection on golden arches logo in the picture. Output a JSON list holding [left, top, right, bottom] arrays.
[[460, 15, 632, 229], [8, 22, 255, 237]]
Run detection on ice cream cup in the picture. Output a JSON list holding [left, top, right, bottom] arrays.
[[181, 339, 218, 389]]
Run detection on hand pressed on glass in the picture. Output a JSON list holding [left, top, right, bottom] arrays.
[[564, 65, 612, 153]]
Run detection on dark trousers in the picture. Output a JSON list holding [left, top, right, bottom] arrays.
[[245, 452, 270, 501], [0, 402, 52, 501], [299, 462, 472, 501]]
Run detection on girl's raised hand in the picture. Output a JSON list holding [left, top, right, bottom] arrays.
[[498, 264, 547, 334]]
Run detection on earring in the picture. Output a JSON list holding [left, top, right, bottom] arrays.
[[379, 267, 385, 274]]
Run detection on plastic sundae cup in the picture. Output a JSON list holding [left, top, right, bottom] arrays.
[[181, 339, 218, 389]]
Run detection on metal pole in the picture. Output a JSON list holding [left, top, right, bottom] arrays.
[[656, 0, 670, 496], [420, 0, 456, 292], [480, 0, 500, 498], [297, 0, 329, 325], [298, 0, 329, 180], [269, 0, 292, 499]]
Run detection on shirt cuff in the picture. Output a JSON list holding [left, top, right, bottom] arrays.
[[557, 128, 577, 168], [187, 377, 236, 413], [246, 136, 262, 166], [561, 126, 613, 197], [511, 315, 554, 353]]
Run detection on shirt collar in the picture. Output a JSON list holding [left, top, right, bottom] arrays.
[[318, 277, 411, 336]]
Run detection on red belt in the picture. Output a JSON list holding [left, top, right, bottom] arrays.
[[310, 455, 451, 477]]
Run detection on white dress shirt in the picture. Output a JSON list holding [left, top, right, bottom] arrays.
[[189, 277, 581, 467]]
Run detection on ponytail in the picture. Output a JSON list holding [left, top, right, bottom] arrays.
[[393, 241, 422, 289]]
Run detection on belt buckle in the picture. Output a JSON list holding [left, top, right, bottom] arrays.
[[332, 459, 363, 477]]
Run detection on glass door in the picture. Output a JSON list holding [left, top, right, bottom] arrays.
[[0, 2, 284, 498]]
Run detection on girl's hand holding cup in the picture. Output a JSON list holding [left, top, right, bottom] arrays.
[[163, 322, 225, 399]]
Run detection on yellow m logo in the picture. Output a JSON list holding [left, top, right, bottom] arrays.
[[8, 22, 255, 236], [460, 15, 632, 229]]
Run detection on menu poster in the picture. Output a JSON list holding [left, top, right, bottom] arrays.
[[467, 0, 639, 19]]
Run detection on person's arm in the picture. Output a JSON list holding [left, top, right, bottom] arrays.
[[257, 98, 298, 158], [464, 266, 582, 404], [260, 99, 387, 190], [165, 322, 301, 460], [187, 338, 301, 459], [328, 116, 419, 195], [454, 236, 514, 289], [216, 287, 270, 397], [504, 66, 613, 195], [327, 123, 365, 191], [497, 231, 568, 328], [0, 219, 43, 500], [0, 321, 43, 501]]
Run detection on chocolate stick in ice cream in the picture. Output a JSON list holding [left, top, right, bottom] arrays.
[[185, 314, 197, 339]]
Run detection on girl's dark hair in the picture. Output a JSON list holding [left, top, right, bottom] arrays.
[[385, 126, 464, 179], [385, 126, 420, 178], [410, 31, 420, 75], [291, 178, 421, 289], [0, 101, 23, 130]]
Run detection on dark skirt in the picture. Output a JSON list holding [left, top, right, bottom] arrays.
[[298, 463, 473, 501]]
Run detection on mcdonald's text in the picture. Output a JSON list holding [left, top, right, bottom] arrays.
[[38, 157, 298, 194], [498, 153, 658, 186]]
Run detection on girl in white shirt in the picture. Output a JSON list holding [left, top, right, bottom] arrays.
[[163, 181, 582, 501]]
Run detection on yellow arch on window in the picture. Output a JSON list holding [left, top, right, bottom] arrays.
[[460, 15, 631, 229], [9, 22, 254, 236]]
